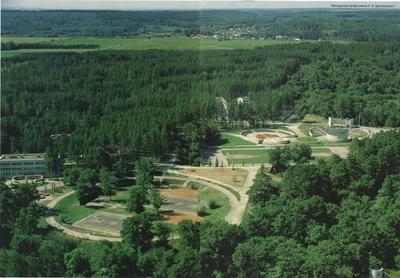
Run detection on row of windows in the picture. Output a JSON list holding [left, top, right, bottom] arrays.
[[0, 167, 45, 171], [1, 161, 45, 166], [2, 172, 44, 175]]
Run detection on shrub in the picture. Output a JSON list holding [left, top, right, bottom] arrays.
[[197, 206, 208, 216], [208, 199, 219, 209]]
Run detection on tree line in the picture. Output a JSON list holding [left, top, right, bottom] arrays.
[[3, 10, 400, 42], [1, 41, 100, 51]]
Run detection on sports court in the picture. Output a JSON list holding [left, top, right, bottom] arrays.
[[73, 211, 127, 237]]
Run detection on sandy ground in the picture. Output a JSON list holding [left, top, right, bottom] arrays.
[[312, 152, 332, 158], [161, 195, 205, 215], [329, 147, 349, 158], [160, 187, 198, 198], [163, 212, 202, 224], [256, 133, 278, 139], [246, 131, 286, 144]]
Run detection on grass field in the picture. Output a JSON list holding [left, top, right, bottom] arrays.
[[1, 36, 297, 57], [302, 114, 327, 123], [96, 187, 130, 203], [311, 147, 332, 153], [199, 187, 230, 222], [178, 168, 248, 188], [298, 123, 317, 131], [222, 149, 271, 165], [387, 269, 400, 278], [219, 133, 255, 147], [55, 193, 94, 224], [296, 136, 324, 146]]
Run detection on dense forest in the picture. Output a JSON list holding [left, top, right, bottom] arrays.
[[2, 42, 400, 165], [1, 129, 399, 277], [2, 10, 400, 41], [1, 41, 100, 50], [2, 9, 400, 278]]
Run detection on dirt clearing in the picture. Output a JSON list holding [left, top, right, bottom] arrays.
[[160, 186, 198, 198], [163, 212, 202, 224], [178, 168, 248, 188]]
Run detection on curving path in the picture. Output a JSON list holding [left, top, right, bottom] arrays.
[[45, 190, 121, 242]]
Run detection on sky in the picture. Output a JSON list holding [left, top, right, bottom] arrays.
[[2, 0, 399, 10]]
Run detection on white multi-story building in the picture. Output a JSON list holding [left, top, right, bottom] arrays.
[[0, 153, 47, 178]]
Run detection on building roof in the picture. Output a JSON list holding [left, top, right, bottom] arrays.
[[0, 153, 45, 160]]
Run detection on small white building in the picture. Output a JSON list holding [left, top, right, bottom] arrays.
[[236, 97, 249, 104], [0, 153, 47, 178]]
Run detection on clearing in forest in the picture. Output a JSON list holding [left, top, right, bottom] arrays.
[[222, 149, 271, 165], [219, 132, 255, 147], [163, 212, 202, 224], [160, 186, 198, 199], [178, 168, 248, 188]]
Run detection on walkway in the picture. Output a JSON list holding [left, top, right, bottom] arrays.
[[287, 123, 306, 137]]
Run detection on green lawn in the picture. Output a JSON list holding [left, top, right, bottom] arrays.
[[55, 193, 94, 224], [37, 216, 50, 229], [387, 270, 400, 278], [1, 36, 298, 57], [302, 114, 327, 123], [199, 187, 230, 222], [296, 136, 324, 146], [298, 123, 316, 131], [311, 147, 332, 153], [213, 183, 241, 201], [220, 132, 255, 147], [105, 187, 130, 202], [222, 148, 271, 165]]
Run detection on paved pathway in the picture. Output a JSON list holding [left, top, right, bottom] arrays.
[[287, 123, 306, 137], [45, 190, 121, 242]]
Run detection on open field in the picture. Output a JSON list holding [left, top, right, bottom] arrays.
[[311, 147, 333, 158], [387, 270, 400, 278], [222, 149, 271, 165], [98, 187, 130, 203], [178, 168, 248, 188], [199, 187, 230, 222], [161, 186, 198, 199], [302, 114, 327, 123], [311, 147, 332, 153], [161, 194, 204, 215], [163, 212, 202, 224], [219, 132, 255, 147], [296, 136, 324, 146], [55, 193, 94, 224], [1, 36, 298, 57]]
